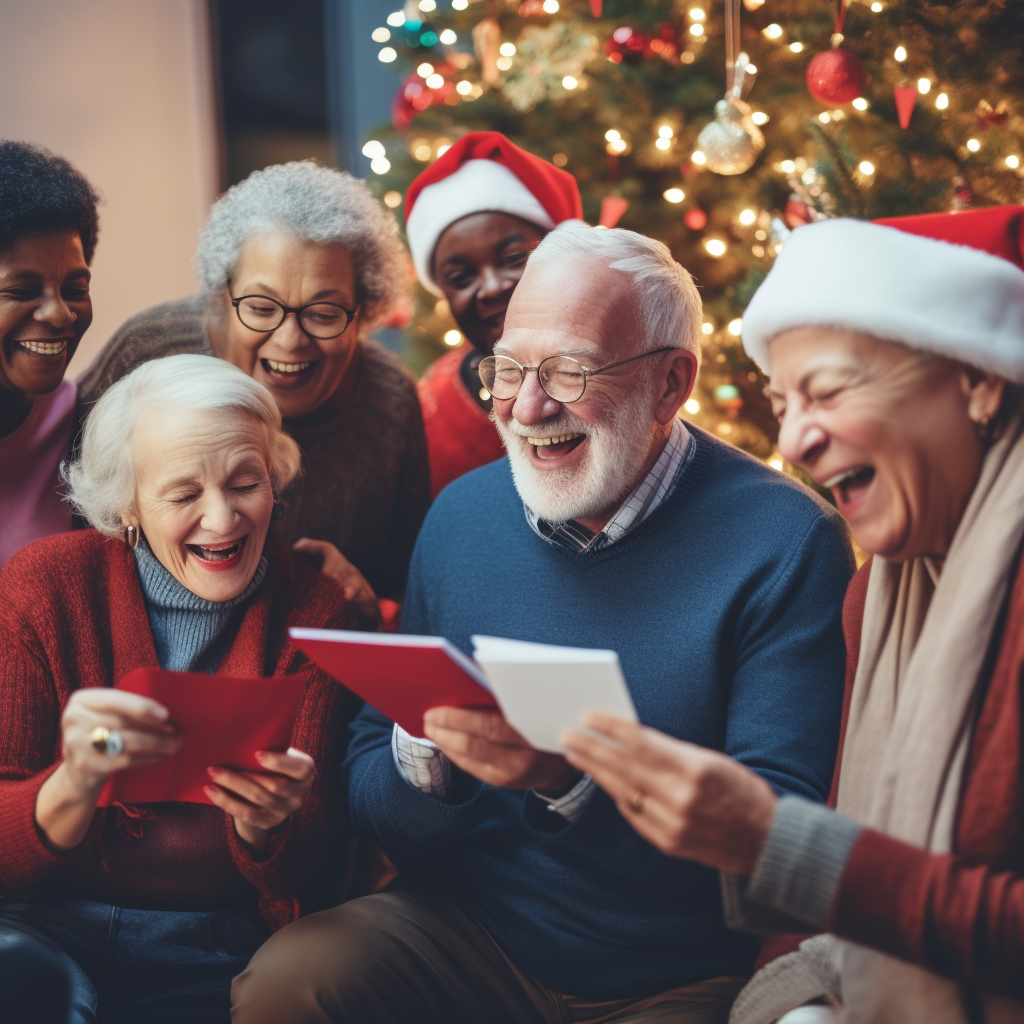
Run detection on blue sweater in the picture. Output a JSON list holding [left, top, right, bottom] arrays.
[[346, 427, 854, 1000]]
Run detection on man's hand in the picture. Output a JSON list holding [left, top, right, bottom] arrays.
[[561, 712, 777, 875], [422, 706, 581, 796]]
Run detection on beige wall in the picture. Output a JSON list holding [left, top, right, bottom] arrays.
[[0, 0, 220, 375]]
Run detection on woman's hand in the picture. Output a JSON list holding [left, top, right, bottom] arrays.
[[205, 748, 314, 854], [293, 538, 378, 619], [561, 713, 777, 876], [36, 689, 181, 850], [59, 689, 181, 795]]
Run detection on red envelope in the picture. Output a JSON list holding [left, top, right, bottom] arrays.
[[96, 667, 308, 807], [289, 627, 497, 737]]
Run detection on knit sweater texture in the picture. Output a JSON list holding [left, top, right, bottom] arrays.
[[0, 531, 366, 930], [134, 540, 268, 672], [77, 295, 431, 600], [346, 428, 855, 1000]]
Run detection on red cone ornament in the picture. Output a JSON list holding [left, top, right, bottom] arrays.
[[893, 85, 917, 129], [599, 196, 629, 228], [806, 48, 865, 106]]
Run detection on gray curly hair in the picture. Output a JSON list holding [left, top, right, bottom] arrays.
[[195, 161, 407, 330], [66, 354, 302, 537]]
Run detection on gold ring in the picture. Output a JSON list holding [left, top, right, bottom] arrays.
[[629, 790, 646, 813], [90, 726, 111, 752]]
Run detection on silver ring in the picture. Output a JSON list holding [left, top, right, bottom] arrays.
[[105, 730, 124, 756], [90, 726, 124, 756]]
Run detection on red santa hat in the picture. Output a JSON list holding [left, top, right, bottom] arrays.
[[742, 205, 1024, 383], [405, 131, 583, 294]]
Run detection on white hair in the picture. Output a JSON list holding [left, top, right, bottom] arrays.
[[66, 354, 302, 537], [195, 161, 407, 330], [525, 221, 702, 364]]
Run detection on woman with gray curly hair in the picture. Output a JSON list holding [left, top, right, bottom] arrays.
[[0, 354, 368, 1023], [79, 162, 429, 607]]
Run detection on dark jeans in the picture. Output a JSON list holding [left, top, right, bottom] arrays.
[[0, 894, 268, 1024]]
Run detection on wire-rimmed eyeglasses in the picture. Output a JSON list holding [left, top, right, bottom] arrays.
[[479, 347, 677, 404], [231, 294, 358, 340]]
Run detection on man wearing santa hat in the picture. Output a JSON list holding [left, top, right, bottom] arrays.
[[233, 221, 854, 1024], [407, 132, 583, 497]]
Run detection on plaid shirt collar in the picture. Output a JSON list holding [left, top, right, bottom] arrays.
[[525, 418, 694, 553]]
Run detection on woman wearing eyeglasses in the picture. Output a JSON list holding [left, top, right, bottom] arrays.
[[79, 162, 429, 613]]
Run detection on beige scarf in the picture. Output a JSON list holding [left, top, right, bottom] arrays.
[[732, 409, 1024, 1024]]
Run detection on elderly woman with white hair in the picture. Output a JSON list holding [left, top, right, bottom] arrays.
[[0, 354, 367, 1024], [561, 206, 1024, 1023], [78, 162, 429, 611]]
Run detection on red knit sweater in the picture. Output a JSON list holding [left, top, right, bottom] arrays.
[[0, 531, 364, 931], [417, 347, 506, 499], [789, 549, 1024, 997]]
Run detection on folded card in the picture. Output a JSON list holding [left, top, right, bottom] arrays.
[[96, 667, 307, 807]]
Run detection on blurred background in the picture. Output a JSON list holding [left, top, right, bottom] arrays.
[[2, 0, 1022, 462]]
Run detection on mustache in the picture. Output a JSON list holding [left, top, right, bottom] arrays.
[[491, 411, 594, 440]]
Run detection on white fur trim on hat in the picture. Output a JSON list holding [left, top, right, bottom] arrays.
[[406, 159, 556, 294], [742, 218, 1024, 383]]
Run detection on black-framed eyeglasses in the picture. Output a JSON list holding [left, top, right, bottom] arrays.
[[479, 347, 677, 404], [230, 294, 358, 340]]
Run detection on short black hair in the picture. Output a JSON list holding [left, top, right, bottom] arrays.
[[0, 141, 100, 264]]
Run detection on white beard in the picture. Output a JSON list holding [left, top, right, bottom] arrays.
[[494, 390, 657, 525]]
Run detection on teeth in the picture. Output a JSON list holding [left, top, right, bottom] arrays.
[[528, 433, 583, 446], [193, 540, 242, 561], [266, 360, 312, 374], [18, 340, 67, 355], [824, 466, 869, 489]]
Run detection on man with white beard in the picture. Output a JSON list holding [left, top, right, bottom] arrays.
[[231, 223, 855, 1024]]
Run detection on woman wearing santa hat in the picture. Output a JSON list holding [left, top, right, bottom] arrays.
[[560, 205, 1024, 1023], [405, 132, 582, 498]]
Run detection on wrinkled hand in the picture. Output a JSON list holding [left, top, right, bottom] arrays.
[[205, 747, 314, 853], [423, 706, 581, 796], [561, 713, 777, 875], [293, 538, 378, 619], [60, 689, 181, 797]]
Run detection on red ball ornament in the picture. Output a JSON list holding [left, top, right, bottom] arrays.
[[806, 47, 865, 106], [684, 207, 708, 231]]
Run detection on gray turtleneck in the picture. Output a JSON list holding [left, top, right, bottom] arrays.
[[133, 541, 269, 673]]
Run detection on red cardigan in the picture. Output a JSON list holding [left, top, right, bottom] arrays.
[[0, 531, 364, 931], [761, 549, 1024, 996], [417, 347, 506, 499]]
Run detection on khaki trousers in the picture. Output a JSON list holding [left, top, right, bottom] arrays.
[[231, 887, 746, 1024]]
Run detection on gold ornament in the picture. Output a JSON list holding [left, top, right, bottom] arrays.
[[473, 17, 503, 87]]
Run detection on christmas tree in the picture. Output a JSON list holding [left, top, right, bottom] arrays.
[[364, 0, 1024, 465]]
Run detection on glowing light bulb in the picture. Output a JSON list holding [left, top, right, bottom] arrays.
[[371, 27, 391, 42], [658, 125, 674, 138], [437, 144, 451, 157], [751, 111, 769, 125], [818, 111, 831, 123], [362, 140, 386, 159], [870, 2, 883, 10], [426, 73, 445, 88], [655, 138, 671, 150], [663, 188, 685, 203], [705, 238, 727, 257], [966, 138, 981, 153], [684, 398, 701, 414], [370, 157, 391, 174], [917, 78, 931, 94], [383, 191, 402, 208], [852, 97, 869, 111], [444, 330, 462, 347], [542, 0, 559, 11], [562, 75, 578, 89], [605, 129, 621, 142], [894, 45, 907, 61], [419, 0, 436, 10], [496, 56, 513, 71], [499, 42, 517, 56], [738, 208, 757, 226], [935, 92, 949, 110], [439, 29, 457, 44], [417, 63, 434, 77], [456, 80, 473, 95], [691, 150, 707, 166], [789, 41, 804, 53], [858, 160, 875, 175], [378, 47, 398, 62], [769, 456, 784, 470], [452, 0, 468, 7], [387, 11, 405, 26], [746, 63, 758, 75], [763, 23, 783, 39], [779, 159, 797, 174], [727, 318, 743, 336], [413, 144, 432, 161], [689, 24, 705, 37], [1006, 155, 1021, 169], [609, 138, 628, 153], [689, 8, 706, 21]]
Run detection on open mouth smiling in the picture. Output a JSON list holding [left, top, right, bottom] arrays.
[[260, 358, 318, 385], [16, 340, 69, 356], [186, 536, 247, 566], [823, 465, 876, 504], [527, 432, 586, 460]]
